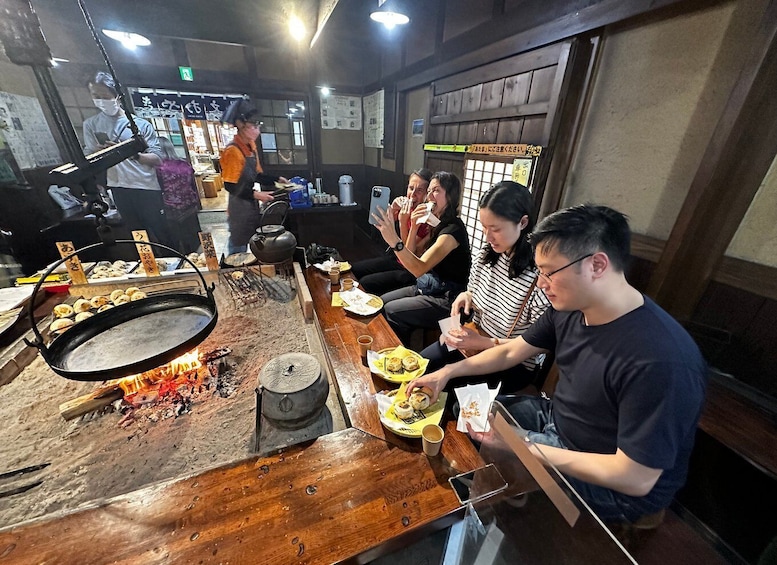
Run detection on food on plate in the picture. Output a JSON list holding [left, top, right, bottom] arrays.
[[112, 260, 127, 271], [97, 304, 114, 313], [386, 356, 403, 374], [109, 289, 125, 302], [409, 391, 431, 411], [50, 318, 74, 334], [75, 311, 94, 323], [113, 294, 130, 305], [393, 400, 414, 419], [129, 291, 147, 301], [90, 295, 109, 309], [73, 298, 91, 313], [402, 356, 420, 372], [53, 304, 74, 318], [89, 261, 131, 279], [125, 286, 141, 297]]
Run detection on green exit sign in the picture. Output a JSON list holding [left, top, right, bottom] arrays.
[[179, 66, 194, 81]]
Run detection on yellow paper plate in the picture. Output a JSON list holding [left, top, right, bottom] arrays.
[[371, 346, 428, 383], [377, 385, 447, 438]]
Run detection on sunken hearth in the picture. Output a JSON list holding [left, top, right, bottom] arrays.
[[0, 275, 341, 529]]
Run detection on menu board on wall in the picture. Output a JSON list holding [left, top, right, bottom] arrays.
[[363, 90, 384, 148], [320, 95, 361, 130], [0, 91, 62, 169]]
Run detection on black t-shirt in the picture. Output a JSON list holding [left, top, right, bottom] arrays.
[[430, 217, 470, 285], [522, 296, 707, 511]]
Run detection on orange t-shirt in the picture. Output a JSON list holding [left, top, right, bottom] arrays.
[[220, 135, 263, 183]]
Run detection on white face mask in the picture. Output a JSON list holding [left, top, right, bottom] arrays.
[[93, 97, 122, 116]]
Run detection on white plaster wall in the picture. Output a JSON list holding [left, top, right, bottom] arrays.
[[728, 155, 777, 266], [564, 1, 746, 239]]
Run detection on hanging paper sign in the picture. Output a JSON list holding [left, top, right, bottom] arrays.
[[180, 95, 206, 120], [130, 90, 245, 122]]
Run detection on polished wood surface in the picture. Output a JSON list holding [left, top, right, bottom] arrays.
[[0, 429, 472, 564], [0, 264, 482, 564]]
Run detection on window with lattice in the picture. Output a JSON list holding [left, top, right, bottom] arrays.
[[460, 159, 515, 260]]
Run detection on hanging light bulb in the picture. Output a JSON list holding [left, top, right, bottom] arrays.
[[370, 0, 410, 29]]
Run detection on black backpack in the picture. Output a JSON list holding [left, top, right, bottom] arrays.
[[305, 243, 342, 265]]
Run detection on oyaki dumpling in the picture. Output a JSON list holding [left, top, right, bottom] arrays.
[[125, 287, 141, 297], [409, 391, 431, 411], [113, 294, 130, 306], [129, 291, 147, 301], [110, 289, 125, 302], [386, 356, 403, 373], [73, 298, 91, 313], [393, 400, 414, 419], [53, 304, 74, 318], [75, 311, 94, 323], [402, 356, 419, 372], [97, 304, 114, 313], [50, 318, 74, 334], [90, 295, 109, 309]]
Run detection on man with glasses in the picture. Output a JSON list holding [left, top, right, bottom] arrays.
[[406, 204, 707, 525]]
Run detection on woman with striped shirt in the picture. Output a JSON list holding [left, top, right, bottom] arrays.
[[420, 181, 551, 392]]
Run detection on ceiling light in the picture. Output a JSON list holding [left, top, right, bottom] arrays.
[[370, 1, 410, 29], [288, 15, 305, 38], [317, 86, 335, 97], [102, 29, 151, 50]]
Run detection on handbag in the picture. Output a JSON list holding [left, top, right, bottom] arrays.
[[458, 278, 537, 358]]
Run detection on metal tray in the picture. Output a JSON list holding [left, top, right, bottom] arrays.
[[41, 293, 218, 381]]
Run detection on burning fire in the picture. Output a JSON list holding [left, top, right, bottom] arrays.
[[114, 349, 202, 396]]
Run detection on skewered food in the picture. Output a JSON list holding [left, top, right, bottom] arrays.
[[53, 304, 74, 318]]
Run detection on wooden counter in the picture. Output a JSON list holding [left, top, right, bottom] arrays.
[[0, 266, 482, 564]]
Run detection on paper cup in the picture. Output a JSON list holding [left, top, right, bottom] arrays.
[[357, 335, 373, 359], [422, 424, 444, 457], [329, 268, 340, 284], [341, 277, 354, 290]]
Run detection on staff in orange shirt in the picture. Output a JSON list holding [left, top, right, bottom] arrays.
[[220, 100, 288, 255]]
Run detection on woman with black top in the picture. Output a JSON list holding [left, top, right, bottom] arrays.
[[371, 171, 471, 345]]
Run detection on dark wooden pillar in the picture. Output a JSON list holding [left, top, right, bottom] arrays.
[[648, 1, 777, 320]]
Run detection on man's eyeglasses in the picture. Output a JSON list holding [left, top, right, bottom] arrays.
[[537, 253, 593, 282]]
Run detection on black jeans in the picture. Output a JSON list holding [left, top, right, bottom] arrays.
[[351, 255, 415, 296]]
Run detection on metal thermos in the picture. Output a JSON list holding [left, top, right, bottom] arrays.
[[315, 177, 323, 193], [338, 175, 354, 206]]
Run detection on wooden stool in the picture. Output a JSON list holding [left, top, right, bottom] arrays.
[[202, 178, 218, 198]]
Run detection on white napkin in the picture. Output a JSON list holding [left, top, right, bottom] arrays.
[[455, 383, 501, 433], [417, 202, 441, 227], [437, 315, 459, 352]]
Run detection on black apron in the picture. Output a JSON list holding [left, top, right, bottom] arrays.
[[226, 146, 261, 248]]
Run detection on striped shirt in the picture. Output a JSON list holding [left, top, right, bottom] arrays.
[[468, 246, 551, 371]]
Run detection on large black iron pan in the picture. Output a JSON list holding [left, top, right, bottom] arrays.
[[25, 241, 218, 381]]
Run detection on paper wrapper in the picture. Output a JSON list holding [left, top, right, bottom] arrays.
[[455, 383, 501, 433], [376, 383, 447, 438], [368, 345, 428, 383], [418, 202, 441, 227]]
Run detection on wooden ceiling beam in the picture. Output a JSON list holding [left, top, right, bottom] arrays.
[[647, 1, 777, 320]]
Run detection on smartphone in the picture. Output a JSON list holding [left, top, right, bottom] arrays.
[[449, 464, 508, 505], [95, 132, 110, 145], [368, 186, 391, 226]]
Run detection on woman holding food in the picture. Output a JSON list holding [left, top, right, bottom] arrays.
[[351, 168, 432, 295], [371, 171, 470, 346], [420, 181, 551, 392]]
